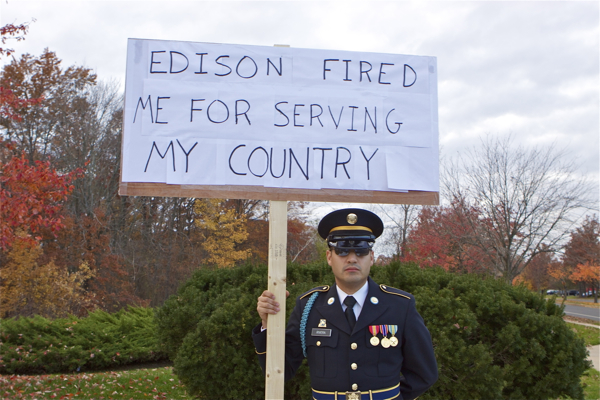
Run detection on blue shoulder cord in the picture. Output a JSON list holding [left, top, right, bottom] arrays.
[[300, 292, 319, 357]]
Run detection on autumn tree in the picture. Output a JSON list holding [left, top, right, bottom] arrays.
[[563, 215, 599, 301], [547, 261, 573, 303], [107, 196, 207, 306], [194, 198, 251, 267], [0, 21, 43, 123], [571, 262, 599, 303], [402, 203, 491, 273], [0, 48, 96, 163], [0, 151, 81, 250], [1, 232, 94, 318], [563, 215, 599, 269], [443, 135, 594, 284], [514, 249, 553, 292]]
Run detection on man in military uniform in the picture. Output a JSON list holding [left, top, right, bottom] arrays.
[[253, 208, 438, 400]]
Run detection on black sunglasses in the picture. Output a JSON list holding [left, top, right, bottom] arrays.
[[333, 247, 371, 257], [329, 240, 373, 257]]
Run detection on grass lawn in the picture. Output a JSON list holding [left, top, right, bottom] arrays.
[[580, 368, 600, 400], [0, 365, 192, 399], [2, 320, 598, 399], [567, 323, 600, 346], [564, 320, 600, 400]]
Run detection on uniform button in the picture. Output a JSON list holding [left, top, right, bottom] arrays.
[[316, 341, 321, 346], [351, 363, 357, 370], [352, 384, 358, 391], [351, 343, 358, 350]]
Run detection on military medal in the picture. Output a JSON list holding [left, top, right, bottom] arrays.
[[369, 325, 380, 346], [389, 325, 398, 347], [380, 325, 391, 348]]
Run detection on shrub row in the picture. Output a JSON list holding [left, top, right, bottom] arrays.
[[156, 261, 590, 400], [0, 306, 166, 374]]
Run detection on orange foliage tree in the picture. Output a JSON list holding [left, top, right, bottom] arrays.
[[563, 215, 599, 300], [1, 48, 96, 163], [547, 261, 573, 303], [0, 151, 91, 317], [571, 262, 599, 303], [0, 21, 43, 122], [1, 233, 94, 318]]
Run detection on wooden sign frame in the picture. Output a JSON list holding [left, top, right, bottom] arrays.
[[118, 182, 439, 205]]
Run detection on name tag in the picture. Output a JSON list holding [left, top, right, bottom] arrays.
[[312, 328, 332, 337]]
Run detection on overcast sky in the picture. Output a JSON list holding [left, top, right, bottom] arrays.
[[2, 1, 599, 223]]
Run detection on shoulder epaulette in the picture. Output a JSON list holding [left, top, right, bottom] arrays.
[[379, 284, 411, 300], [299, 285, 330, 299]]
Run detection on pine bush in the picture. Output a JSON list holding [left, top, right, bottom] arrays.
[[157, 261, 589, 400], [0, 306, 166, 374]]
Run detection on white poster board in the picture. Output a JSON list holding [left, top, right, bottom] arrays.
[[120, 39, 439, 204]]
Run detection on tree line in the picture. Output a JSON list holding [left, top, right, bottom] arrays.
[[375, 137, 598, 299], [0, 34, 322, 318], [1, 25, 598, 319]]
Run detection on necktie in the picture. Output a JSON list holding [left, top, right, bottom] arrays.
[[344, 296, 357, 330]]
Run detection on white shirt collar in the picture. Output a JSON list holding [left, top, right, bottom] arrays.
[[336, 280, 369, 316]]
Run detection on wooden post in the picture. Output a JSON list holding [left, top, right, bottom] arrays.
[[265, 200, 288, 400]]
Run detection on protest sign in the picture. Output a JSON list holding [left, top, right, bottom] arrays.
[[120, 39, 439, 204]]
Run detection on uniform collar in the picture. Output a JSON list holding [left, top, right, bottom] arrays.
[[336, 280, 369, 310]]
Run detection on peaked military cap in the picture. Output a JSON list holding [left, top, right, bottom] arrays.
[[318, 208, 384, 241]]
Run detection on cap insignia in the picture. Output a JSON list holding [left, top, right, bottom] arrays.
[[347, 213, 358, 224]]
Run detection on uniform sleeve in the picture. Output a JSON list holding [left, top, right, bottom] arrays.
[[252, 297, 306, 382], [399, 297, 438, 400], [251, 323, 267, 371]]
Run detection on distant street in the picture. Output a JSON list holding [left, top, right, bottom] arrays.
[[563, 304, 600, 322]]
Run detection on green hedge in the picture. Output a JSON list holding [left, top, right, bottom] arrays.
[[0, 306, 166, 374], [155, 262, 330, 399], [157, 261, 589, 400]]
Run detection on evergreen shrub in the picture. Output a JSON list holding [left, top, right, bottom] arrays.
[[156, 261, 589, 400], [0, 306, 166, 374], [156, 261, 333, 400]]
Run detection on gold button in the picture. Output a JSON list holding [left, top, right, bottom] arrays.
[[316, 341, 321, 346], [352, 384, 358, 391], [351, 343, 358, 350], [351, 363, 357, 370]]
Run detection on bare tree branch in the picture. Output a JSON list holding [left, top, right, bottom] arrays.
[[443, 135, 596, 283]]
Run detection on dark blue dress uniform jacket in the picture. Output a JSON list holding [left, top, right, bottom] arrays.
[[252, 277, 438, 400]]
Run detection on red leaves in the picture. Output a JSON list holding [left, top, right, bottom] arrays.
[[0, 152, 82, 250], [403, 204, 490, 274], [1, 21, 44, 121], [1, 22, 31, 58], [0, 86, 44, 121]]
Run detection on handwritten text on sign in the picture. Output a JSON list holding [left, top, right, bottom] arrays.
[[122, 39, 439, 192]]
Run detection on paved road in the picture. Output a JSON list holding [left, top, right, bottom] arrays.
[[563, 304, 600, 322]]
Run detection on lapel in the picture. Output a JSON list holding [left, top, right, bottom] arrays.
[[354, 278, 388, 334], [313, 278, 388, 336], [314, 284, 351, 335]]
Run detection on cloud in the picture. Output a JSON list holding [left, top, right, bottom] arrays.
[[3, 0, 598, 202]]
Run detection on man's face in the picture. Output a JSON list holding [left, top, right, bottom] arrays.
[[326, 247, 374, 294]]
